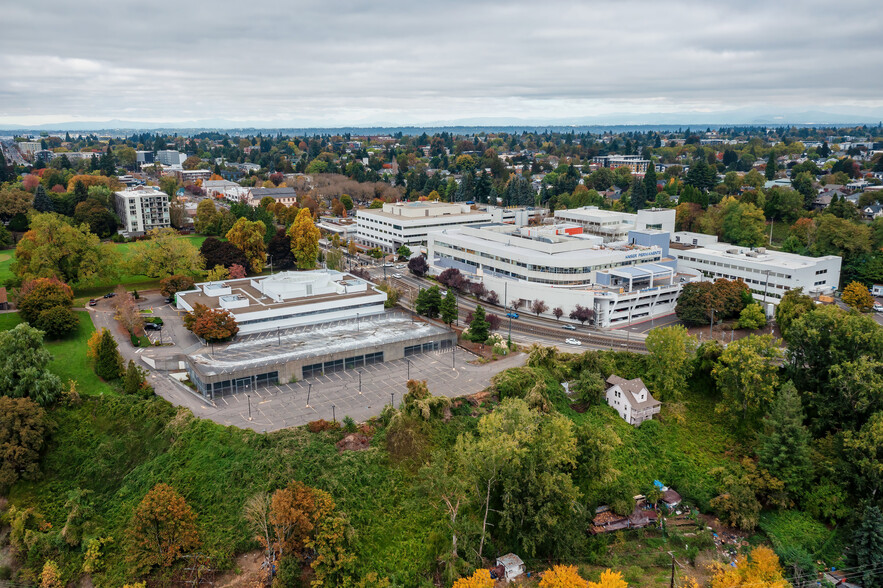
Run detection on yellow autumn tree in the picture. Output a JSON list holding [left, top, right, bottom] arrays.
[[842, 280, 874, 312], [587, 569, 628, 588], [452, 568, 494, 588], [226, 217, 267, 274], [40, 560, 62, 588], [710, 545, 789, 588], [288, 207, 321, 270], [540, 564, 589, 587]]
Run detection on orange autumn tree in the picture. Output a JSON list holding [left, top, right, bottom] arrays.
[[128, 483, 200, 568], [268, 480, 335, 558], [540, 564, 589, 587], [183, 303, 239, 342], [710, 545, 789, 588], [452, 568, 494, 588]]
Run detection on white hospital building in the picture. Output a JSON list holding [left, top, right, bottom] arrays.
[[355, 201, 492, 253], [553, 207, 675, 242], [669, 232, 841, 303], [426, 222, 685, 327]]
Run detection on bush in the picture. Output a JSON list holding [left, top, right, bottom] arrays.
[[36, 305, 79, 339], [307, 419, 339, 433]]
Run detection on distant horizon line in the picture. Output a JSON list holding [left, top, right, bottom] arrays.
[[3, 120, 882, 135]]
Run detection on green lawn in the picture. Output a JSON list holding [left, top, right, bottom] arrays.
[[0, 311, 116, 396]]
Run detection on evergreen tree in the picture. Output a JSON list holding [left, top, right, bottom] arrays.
[[765, 152, 777, 181], [757, 382, 812, 496], [851, 505, 883, 588], [123, 360, 148, 396], [94, 329, 123, 380], [629, 177, 646, 211], [0, 147, 9, 183], [73, 180, 88, 205], [33, 185, 54, 213], [415, 286, 442, 318], [455, 172, 474, 203], [440, 290, 458, 325], [819, 141, 830, 158], [468, 305, 490, 343], [643, 162, 657, 201]]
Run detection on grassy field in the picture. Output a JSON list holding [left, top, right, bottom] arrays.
[[0, 311, 116, 396]]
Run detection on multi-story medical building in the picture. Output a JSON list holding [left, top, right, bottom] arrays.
[[355, 201, 492, 253], [426, 223, 685, 327]]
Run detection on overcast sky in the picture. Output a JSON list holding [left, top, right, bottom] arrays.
[[1, 0, 882, 127]]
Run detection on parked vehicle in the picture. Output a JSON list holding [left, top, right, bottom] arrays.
[[144, 323, 162, 331], [874, 303, 883, 312], [88, 299, 98, 306], [103, 292, 116, 298]]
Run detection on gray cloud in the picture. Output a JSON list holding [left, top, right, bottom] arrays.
[[1, 0, 882, 126]]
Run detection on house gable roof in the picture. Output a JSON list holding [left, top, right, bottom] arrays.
[[606, 375, 661, 410]]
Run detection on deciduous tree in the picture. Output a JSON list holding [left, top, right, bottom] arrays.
[[0, 323, 63, 405], [709, 545, 789, 588], [0, 396, 48, 487], [128, 483, 200, 569], [160, 275, 195, 298], [452, 569, 494, 588], [13, 213, 117, 285], [531, 299, 548, 316], [288, 207, 320, 270], [183, 303, 239, 342], [408, 255, 429, 276], [842, 280, 874, 312], [644, 325, 697, 401], [226, 218, 267, 274], [540, 565, 589, 587], [268, 480, 335, 558], [127, 228, 204, 278], [713, 334, 782, 430]]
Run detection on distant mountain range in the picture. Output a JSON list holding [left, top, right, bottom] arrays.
[[2, 109, 881, 134]]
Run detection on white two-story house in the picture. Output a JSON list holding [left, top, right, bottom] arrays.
[[605, 375, 661, 426]]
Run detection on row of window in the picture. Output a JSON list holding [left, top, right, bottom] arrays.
[[237, 301, 381, 326], [679, 256, 793, 280], [187, 366, 279, 397], [404, 340, 453, 356], [433, 242, 660, 275], [302, 351, 384, 378]]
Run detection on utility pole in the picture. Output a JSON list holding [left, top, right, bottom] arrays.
[[669, 552, 675, 588]]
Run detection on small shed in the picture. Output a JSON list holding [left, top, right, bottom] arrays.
[[495, 553, 525, 582]]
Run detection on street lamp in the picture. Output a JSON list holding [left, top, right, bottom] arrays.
[[390, 392, 395, 407], [306, 382, 312, 408], [332, 404, 336, 422], [452, 344, 455, 370], [247, 394, 252, 421], [406, 359, 411, 380], [358, 370, 362, 393]]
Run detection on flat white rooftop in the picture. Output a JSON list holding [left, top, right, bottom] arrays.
[[678, 243, 839, 270]]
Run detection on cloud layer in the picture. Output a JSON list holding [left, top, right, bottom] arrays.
[[2, 0, 882, 126]]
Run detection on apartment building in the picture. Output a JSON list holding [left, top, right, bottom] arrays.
[[114, 187, 171, 235]]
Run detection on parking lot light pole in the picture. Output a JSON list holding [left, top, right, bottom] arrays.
[[277, 327, 281, 346], [306, 383, 312, 408], [332, 404, 336, 422], [390, 392, 395, 408], [358, 370, 362, 393], [407, 359, 410, 380], [452, 345, 455, 369], [247, 394, 252, 421]]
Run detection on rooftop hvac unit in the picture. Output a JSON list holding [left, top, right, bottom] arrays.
[[726, 249, 739, 254]]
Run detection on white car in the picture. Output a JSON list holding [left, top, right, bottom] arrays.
[[392, 273, 403, 278], [874, 303, 883, 313], [564, 338, 582, 346]]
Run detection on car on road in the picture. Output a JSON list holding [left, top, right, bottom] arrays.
[[88, 299, 98, 306], [505, 312, 519, 319], [392, 273, 403, 278], [144, 322, 162, 331], [875, 303, 883, 312], [383, 262, 394, 267], [565, 338, 581, 346], [562, 324, 576, 331], [103, 292, 116, 298]]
